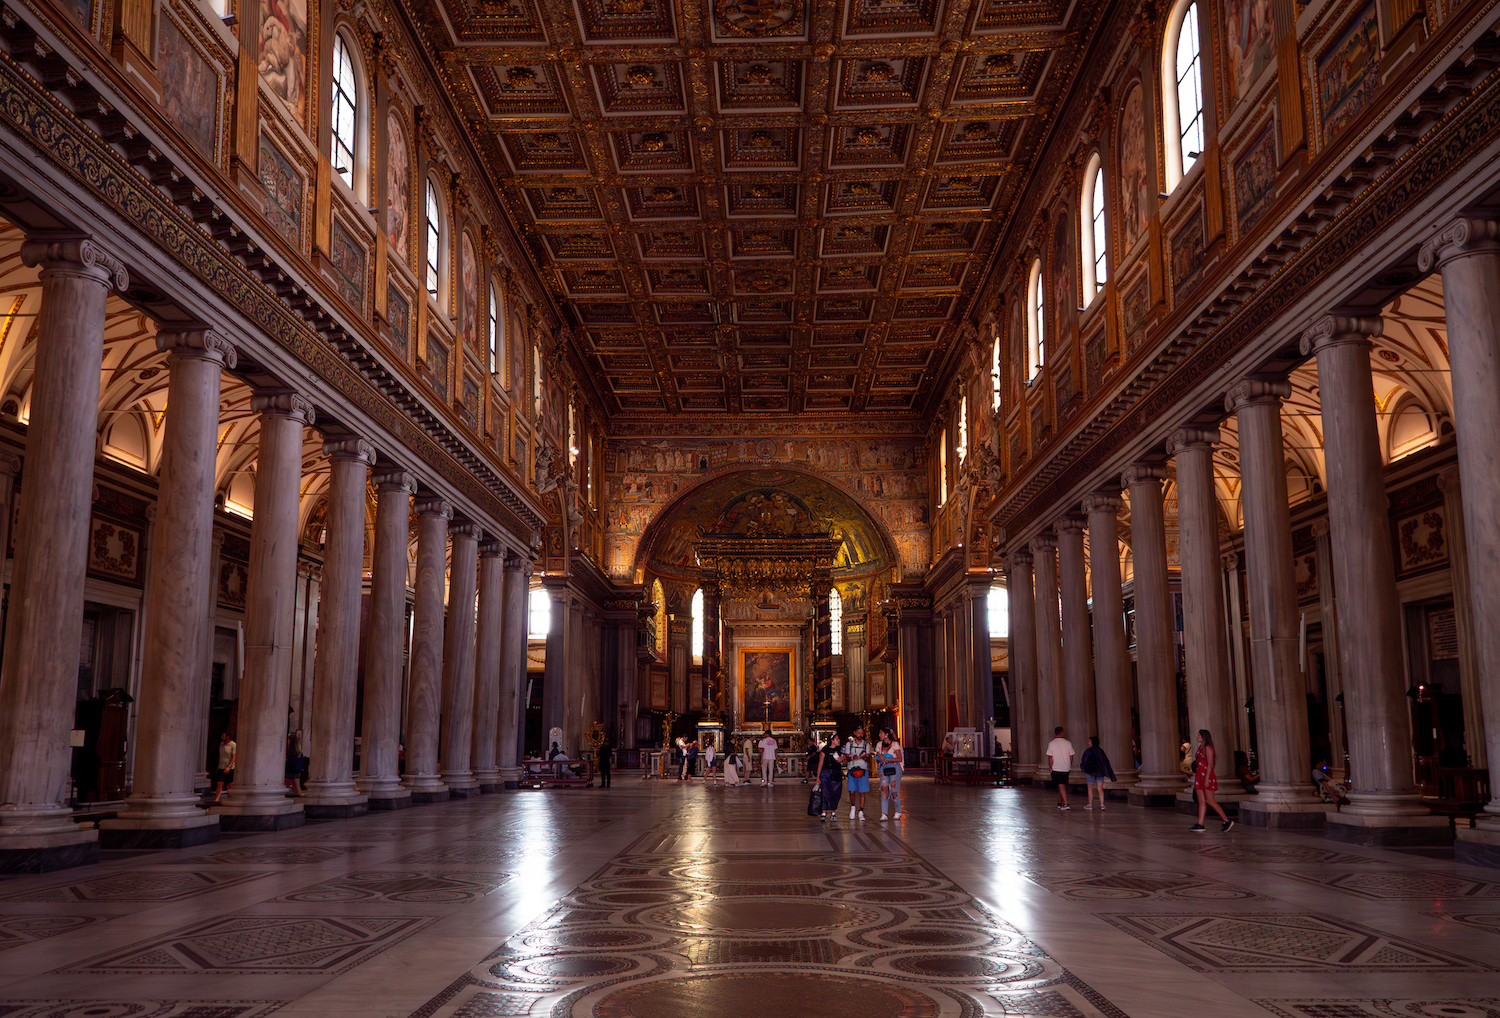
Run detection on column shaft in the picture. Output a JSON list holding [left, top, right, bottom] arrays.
[[1055, 517, 1096, 772], [542, 582, 569, 750], [356, 470, 413, 807], [215, 391, 314, 828], [967, 581, 994, 739], [440, 523, 481, 793], [1437, 469, 1485, 769], [104, 330, 235, 843], [1125, 465, 1180, 800], [471, 541, 504, 791], [1311, 522, 1348, 783], [1029, 535, 1063, 781], [404, 498, 451, 800], [1227, 380, 1321, 814], [301, 438, 374, 815], [1084, 494, 1137, 786], [496, 553, 529, 786], [1007, 552, 1039, 781], [1168, 430, 1236, 783], [0, 241, 125, 862]]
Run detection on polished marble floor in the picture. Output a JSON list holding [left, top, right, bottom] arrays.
[[1, 778, 1499, 1017]]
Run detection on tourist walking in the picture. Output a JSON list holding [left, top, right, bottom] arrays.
[[758, 732, 778, 786], [684, 739, 699, 781], [1190, 729, 1234, 832], [597, 735, 612, 788], [211, 731, 236, 804], [1079, 736, 1115, 811], [875, 728, 904, 820], [1046, 726, 1074, 810], [843, 725, 872, 820], [723, 748, 743, 786], [815, 733, 843, 821], [704, 741, 717, 781]]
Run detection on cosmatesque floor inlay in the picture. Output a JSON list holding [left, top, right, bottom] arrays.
[[0, 781, 1495, 1015], [62, 915, 437, 974]]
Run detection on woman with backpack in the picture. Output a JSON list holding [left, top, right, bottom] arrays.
[[814, 734, 843, 822], [1080, 736, 1116, 811]]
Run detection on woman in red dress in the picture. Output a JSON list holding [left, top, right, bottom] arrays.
[[1191, 729, 1234, 832]]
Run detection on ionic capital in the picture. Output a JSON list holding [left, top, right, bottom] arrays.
[[414, 496, 453, 521], [1121, 463, 1167, 489], [1436, 466, 1461, 493], [1298, 315, 1382, 357], [1165, 427, 1221, 457], [251, 389, 316, 425], [1417, 217, 1500, 273], [322, 437, 376, 465], [503, 549, 526, 571], [450, 521, 482, 540], [1007, 548, 1033, 569], [157, 328, 238, 370], [480, 540, 503, 558], [1028, 534, 1057, 553], [1081, 492, 1122, 515], [21, 236, 129, 291], [1221, 550, 1240, 571], [1054, 513, 1087, 536], [0, 450, 21, 478], [372, 468, 415, 494], [1310, 518, 1331, 539], [1224, 378, 1290, 415]]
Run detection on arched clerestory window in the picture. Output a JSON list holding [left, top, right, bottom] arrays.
[[1163, 0, 1206, 192], [488, 283, 502, 376], [528, 586, 551, 638], [1026, 258, 1045, 380], [992, 332, 1002, 412], [829, 587, 843, 655], [425, 178, 444, 298], [330, 30, 366, 198], [1080, 152, 1108, 301]]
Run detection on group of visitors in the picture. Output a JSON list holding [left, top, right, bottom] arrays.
[[1045, 725, 1235, 832], [808, 725, 904, 822]]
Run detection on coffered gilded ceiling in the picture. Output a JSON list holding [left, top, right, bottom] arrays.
[[409, 0, 1109, 423]]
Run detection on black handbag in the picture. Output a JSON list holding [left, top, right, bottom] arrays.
[[807, 785, 824, 816]]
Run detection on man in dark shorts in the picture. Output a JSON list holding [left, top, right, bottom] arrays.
[[1045, 726, 1074, 810]]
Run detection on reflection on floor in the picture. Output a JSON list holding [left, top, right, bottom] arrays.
[[0, 778, 1498, 1017]]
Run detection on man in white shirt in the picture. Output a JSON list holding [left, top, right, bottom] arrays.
[[842, 726, 872, 820], [758, 733, 778, 786], [1046, 726, 1075, 810]]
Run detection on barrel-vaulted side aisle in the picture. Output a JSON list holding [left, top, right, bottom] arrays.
[[0, 780, 1495, 1018]]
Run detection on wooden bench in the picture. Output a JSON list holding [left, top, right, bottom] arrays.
[[518, 758, 595, 788]]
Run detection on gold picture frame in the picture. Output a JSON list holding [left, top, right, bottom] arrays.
[[740, 646, 795, 727]]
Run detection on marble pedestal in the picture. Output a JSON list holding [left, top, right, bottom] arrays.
[[1323, 810, 1452, 846], [366, 792, 414, 811], [0, 835, 99, 874], [409, 791, 449, 805], [1456, 822, 1500, 867], [98, 809, 219, 849], [1128, 785, 1181, 808], [1238, 799, 1334, 829], [301, 799, 370, 820], [210, 804, 307, 832]]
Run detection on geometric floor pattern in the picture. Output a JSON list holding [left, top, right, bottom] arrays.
[[0, 778, 1498, 1016]]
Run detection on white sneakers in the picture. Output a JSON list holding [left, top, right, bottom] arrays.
[[858, 810, 866, 820], [893, 812, 902, 819], [849, 806, 856, 819], [879, 814, 888, 820]]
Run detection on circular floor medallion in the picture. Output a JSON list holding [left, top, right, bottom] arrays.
[[681, 860, 852, 883], [646, 897, 877, 935], [880, 928, 985, 947], [886, 952, 1045, 983], [592, 972, 941, 1018]]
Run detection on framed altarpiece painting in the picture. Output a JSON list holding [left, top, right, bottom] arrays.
[[740, 647, 795, 727]]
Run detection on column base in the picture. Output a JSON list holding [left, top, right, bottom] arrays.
[[473, 769, 500, 793], [1128, 787, 1181, 807], [98, 812, 220, 849], [477, 783, 500, 794], [1324, 810, 1453, 846], [302, 802, 369, 820], [367, 793, 414, 811], [1456, 822, 1500, 867], [408, 790, 450, 804], [446, 787, 476, 799], [210, 802, 306, 832], [1239, 798, 1334, 829], [1174, 790, 1253, 816], [0, 838, 99, 873], [502, 780, 520, 790]]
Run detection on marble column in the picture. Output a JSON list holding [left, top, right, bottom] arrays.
[[1223, 551, 1254, 756], [1029, 534, 1063, 782], [1302, 318, 1439, 836], [471, 540, 504, 792], [195, 527, 226, 791], [1311, 521, 1348, 784], [102, 329, 236, 848], [497, 552, 529, 787], [1083, 492, 1137, 788], [1167, 428, 1236, 786], [214, 390, 315, 831], [403, 496, 451, 802], [846, 622, 868, 715], [0, 452, 20, 578], [1420, 220, 1500, 860], [1437, 468, 1485, 769], [440, 522, 481, 795], [815, 584, 834, 714], [1226, 379, 1323, 824], [667, 612, 689, 716], [356, 469, 414, 809], [0, 239, 126, 869], [1124, 464, 1180, 804], [967, 580, 994, 740], [300, 438, 375, 818], [542, 580, 569, 751], [1007, 550, 1039, 782], [1055, 515, 1096, 778]]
